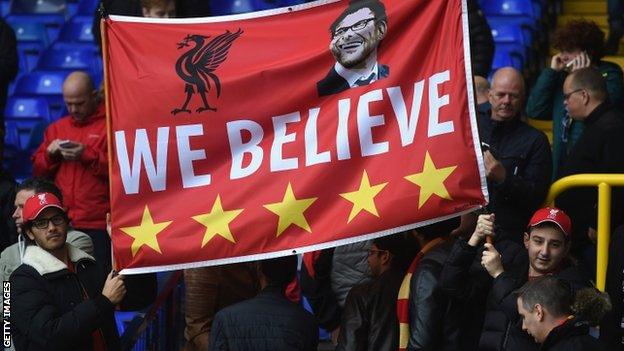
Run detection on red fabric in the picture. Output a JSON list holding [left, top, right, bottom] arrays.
[[105, 0, 486, 272], [32, 104, 109, 229], [302, 251, 321, 279]]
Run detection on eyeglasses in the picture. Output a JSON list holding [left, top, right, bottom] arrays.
[[563, 89, 584, 101], [31, 215, 67, 230], [333, 18, 376, 37]]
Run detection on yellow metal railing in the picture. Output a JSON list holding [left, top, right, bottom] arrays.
[[545, 174, 624, 291]]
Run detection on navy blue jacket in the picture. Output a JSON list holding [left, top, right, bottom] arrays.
[[209, 285, 318, 351], [478, 110, 552, 243]]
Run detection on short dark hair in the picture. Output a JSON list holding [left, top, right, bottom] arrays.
[[260, 255, 297, 289], [330, 0, 388, 35], [17, 178, 63, 201], [568, 67, 608, 102], [373, 233, 417, 271], [517, 276, 573, 318]]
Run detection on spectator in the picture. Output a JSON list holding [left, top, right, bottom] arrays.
[[479, 67, 552, 243], [556, 67, 624, 278], [526, 19, 624, 175], [208, 255, 318, 351], [183, 264, 260, 351], [397, 217, 462, 351], [474, 75, 490, 106], [441, 208, 592, 351], [300, 241, 373, 344], [604, 224, 624, 350], [516, 276, 608, 350], [336, 233, 417, 351], [2, 178, 94, 284], [0, 171, 17, 250], [468, 0, 494, 78], [31, 71, 111, 273], [10, 192, 126, 351], [0, 18, 19, 161], [141, 0, 176, 18]]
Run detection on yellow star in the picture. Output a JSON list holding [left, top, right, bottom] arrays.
[[340, 170, 388, 223], [120, 206, 172, 257], [192, 195, 243, 247], [264, 182, 317, 237], [405, 151, 457, 208]]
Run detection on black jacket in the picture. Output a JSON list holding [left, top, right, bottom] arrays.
[[556, 103, 624, 245], [0, 18, 18, 124], [336, 267, 405, 351], [407, 241, 462, 351], [540, 317, 607, 351], [0, 172, 17, 250], [603, 225, 624, 350], [208, 285, 318, 351], [486, 262, 590, 351], [467, 0, 494, 77], [478, 111, 552, 243], [10, 244, 120, 351], [440, 238, 528, 351], [299, 242, 372, 332]]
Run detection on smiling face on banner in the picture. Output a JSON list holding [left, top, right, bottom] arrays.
[[330, 7, 387, 69]]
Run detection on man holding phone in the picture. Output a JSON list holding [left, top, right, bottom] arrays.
[[31, 71, 111, 273]]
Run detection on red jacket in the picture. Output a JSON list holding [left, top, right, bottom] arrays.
[[32, 104, 109, 229]]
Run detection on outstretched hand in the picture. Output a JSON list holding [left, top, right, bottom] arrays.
[[481, 243, 504, 278]]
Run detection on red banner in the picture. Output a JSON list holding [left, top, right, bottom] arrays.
[[105, 0, 487, 274]]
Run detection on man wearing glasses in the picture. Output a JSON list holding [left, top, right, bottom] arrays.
[[317, 0, 389, 97], [9, 192, 127, 351], [478, 67, 552, 244], [556, 67, 624, 279]]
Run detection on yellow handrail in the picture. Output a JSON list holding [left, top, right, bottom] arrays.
[[545, 174, 624, 291]]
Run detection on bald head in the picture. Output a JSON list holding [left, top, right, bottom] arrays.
[[62, 71, 97, 122], [488, 67, 525, 122]]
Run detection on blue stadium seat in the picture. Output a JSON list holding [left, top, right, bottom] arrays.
[[480, 0, 536, 19], [17, 42, 45, 73], [76, 0, 98, 16], [488, 17, 533, 49], [9, 0, 67, 15], [3, 122, 20, 151], [6, 19, 49, 46], [210, 0, 255, 15], [492, 46, 524, 72], [4, 96, 51, 148], [5, 96, 51, 122], [252, 0, 306, 11], [6, 14, 65, 43], [58, 16, 94, 42], [0, 0, 9, 16], [14, 71, 69, 119], [37, 45, 98, 72]]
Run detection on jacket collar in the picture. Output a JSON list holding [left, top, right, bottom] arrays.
[[540, 316, 588, 350], [584, 102, 611, 128], [22, 243, 95, 276]]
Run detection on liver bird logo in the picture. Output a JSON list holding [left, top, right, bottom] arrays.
[[171, 29, 243, 115]]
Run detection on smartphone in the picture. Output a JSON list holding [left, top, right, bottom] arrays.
[[59, 140, 77, 148]]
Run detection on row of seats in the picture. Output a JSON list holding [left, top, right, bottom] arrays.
[[482, 0, 550, 76], [1, 0, 97, 17]]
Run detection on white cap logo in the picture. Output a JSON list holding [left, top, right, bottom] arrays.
[[548, 208, 559, 219], [38, 193, 47, 205]]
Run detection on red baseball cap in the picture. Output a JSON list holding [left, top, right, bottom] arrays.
[[528, 207, 572, 237], [22, 192, 65, 223]]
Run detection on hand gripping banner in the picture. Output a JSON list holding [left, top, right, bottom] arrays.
[[104, 0, 488, 274]]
